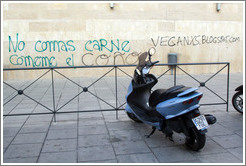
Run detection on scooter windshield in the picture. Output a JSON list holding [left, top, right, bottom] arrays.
[[137, 52, 149, 71]]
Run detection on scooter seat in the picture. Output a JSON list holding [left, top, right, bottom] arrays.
[[149, 85, 190, 107]]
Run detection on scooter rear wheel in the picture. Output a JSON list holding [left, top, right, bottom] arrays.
[[232, 92, 243, 114], [185, 127, 206, 151], [126, 112, 142, 123]]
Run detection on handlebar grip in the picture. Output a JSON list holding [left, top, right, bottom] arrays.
[[153, 61, 159, 64], [151, 61, 159, 66]]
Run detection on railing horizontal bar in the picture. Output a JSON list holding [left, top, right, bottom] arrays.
[[3, 109, 125, 117], [3, 112, 54, 116], [54, 109, 125, 114], [200, 103, 227, 106], [3, 62, 230, 71], [156, 62, 230, 66], [3, 65, 136, 71]]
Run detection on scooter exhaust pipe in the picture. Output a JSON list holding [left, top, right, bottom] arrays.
[[205, 114, 217, 125]]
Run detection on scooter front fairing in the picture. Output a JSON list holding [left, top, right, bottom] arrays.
[[125, 80, 161, 129]]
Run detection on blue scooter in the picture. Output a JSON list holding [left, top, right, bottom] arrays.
[[125, 48, 216, 151]]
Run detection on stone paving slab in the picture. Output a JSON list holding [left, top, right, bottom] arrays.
[[197, 152, 242, 163], [78, 145, 116, 162], [2, 73, 244, 164], [38, 151, 77, 163], [4, 143, 42, 159], [42, 139, 77, 153], [152, 146, 197, 163], [117, 153, 159, 163]]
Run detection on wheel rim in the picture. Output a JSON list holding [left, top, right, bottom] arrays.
[[234, 94, 243, 113]]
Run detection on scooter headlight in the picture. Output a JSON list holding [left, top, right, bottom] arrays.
[[142, 67, 150, 75]]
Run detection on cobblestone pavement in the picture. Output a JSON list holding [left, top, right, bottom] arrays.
[[2, 72, 244, 164]]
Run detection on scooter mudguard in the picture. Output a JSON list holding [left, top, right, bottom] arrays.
[[125, 103, 133, 113], [235, 85, 243, 92]]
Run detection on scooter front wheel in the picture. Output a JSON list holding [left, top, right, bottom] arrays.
[[126, 112, 142, 123], [185, 127, 206, 151]]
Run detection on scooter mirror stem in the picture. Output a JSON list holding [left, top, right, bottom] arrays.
[[149, 55, 152, 63]]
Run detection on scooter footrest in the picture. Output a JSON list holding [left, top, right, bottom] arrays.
[[205, 114, 216, 125]]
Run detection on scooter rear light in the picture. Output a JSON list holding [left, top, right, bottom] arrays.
[[183, 99, 193, 105], [197, 95, 203, 101], [194, 113, 200, 117], [188, 99, 193, 104]]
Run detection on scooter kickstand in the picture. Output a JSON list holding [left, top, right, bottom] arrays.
[[145, 127, 156, 138], [166, 135, 174, 142]]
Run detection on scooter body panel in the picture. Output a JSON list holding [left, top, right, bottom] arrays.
[[177, 87, 199, 97], [125, 103, 161, 129], [126, 82, 133, 98], [125, 82, 135, 114], [156, 91, 202, 119], [126, 82, 202, 128]]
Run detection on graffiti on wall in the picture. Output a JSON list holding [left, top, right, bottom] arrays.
[[8, 33, 240, 67], [84, 39, 130, 53], [8, 33, 133, 67], [81, 52, 141, 66], [151, 35, 240, 47]]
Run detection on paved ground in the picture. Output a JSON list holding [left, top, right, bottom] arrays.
[[2, 70, 244, 164]]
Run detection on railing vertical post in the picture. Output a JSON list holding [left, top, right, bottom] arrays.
[[51, 68, 56, 122], [115, 66, 118, 120], [226, 63, 230, 112], [174, 65, 177, 86]]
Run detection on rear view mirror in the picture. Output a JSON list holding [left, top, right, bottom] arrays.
[[148, 47, 156, 57]]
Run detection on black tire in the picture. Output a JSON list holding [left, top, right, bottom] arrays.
[[126, 112, 142, 123], [185, 127, 206, 151], [232, 92, 243, 114]]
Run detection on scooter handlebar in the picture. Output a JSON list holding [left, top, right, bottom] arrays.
[[148, 60, 159, 67]]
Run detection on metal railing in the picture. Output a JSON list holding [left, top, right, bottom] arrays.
[[3, 62, 230, 121]]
